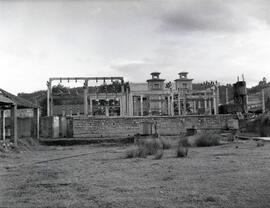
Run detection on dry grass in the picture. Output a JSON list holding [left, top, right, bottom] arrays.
[[127, 136, 178, 159], [177, 137, 189, 158], [194, 133, 221, 147], [256, 140, 265, 147], [127, 138, 164, 158], [154, 149, 164, 160], [139, 138, 163, 155], [125, 146, 148, 158], [135, 145, 148, 158], [160, 138, 173, 150], [179, 137, 191, 147], [125, 149, 136, 158], [176, 145, 188, 158], [0, 146, 6, 153], [1, 141, 270, 208], [259, 117, 270, 137]]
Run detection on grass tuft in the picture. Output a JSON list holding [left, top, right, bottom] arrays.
[[138, 138, 163, 155], [194, 134, 221, 147], [161, 138, 172, 150], [256, 140, 264, 147], [205, 196, 217, 202], [126, 138, 164, 158], [154, 149, 164, 160], [179, 137, 191, 147], [176, 145, 188, 158], [135, 146, 148, 158], [125, 149, 135, 158], [259, 117, 270, 137]]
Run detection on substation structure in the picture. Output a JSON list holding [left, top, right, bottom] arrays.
[[46, 76, 125, 117], [46, 72, 220, 117]]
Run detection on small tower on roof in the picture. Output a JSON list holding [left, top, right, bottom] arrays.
[[147, 72, 165, 90], [175, 72, 193, 91]]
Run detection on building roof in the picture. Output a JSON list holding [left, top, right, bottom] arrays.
[[175, 71, 193, 81], [0, 94, 14, 104], [178, 72, 189, 75], [129, 83, 148, 92], [174, 78, 193, 81], [147, 72, 165, 82], [146, 78, 165, 82], [0, 88, 39, 109]]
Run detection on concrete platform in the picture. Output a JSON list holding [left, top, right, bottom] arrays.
[[252, 137, 270, 141], [237, 135, 270, 142]]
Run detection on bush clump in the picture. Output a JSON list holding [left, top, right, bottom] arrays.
[[126, 138, 163, 158], [138, 138, 163, 155], [161, 138, 172, 150], [179, 137, 191, 147], [154, 149, 164, 159], [0, 145, 6, 153], [136, 146, 148, 158], [194, 133, 221, 147], [257, 140, 264, 147], [176, 145, 188, 158], [125, 149, 136, 158], [259, 117, 270, 137]]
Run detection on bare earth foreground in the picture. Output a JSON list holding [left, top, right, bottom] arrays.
[[0, 140, 270, 208]]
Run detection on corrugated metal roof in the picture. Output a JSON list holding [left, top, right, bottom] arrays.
[[0, 94, 14, 104], [0, 88, 39, 109]]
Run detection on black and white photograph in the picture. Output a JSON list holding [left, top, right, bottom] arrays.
[[0, 0, 270, 207]]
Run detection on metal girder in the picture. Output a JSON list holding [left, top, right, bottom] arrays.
[[49, 77, 124, 83]]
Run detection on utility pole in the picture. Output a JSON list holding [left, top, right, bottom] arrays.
[[262, 89, 265, 113], [225, 87, 229, 104], [83, 80, 88, 116], [47, 81, 51, 116]]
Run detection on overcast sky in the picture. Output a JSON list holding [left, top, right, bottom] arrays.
[[1, 0, 270, 94]]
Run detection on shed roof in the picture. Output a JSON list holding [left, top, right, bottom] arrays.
[[0, 88, 39, 109], [0, 94, 14, 104]]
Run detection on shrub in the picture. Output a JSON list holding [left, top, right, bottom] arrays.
[[136, 146, 148, 158], [133, 134, 141, 145], [138, 138, 163, 155], [179, 137, 191, 147], [125, 146, 148, 158], [205, 196, 217, 202], [161, 138, 172, 150], [227, 134, 235, 142], [125, 149, 135, 158], [126, 138, 164, 158], [0, 154, 7, 158], [257, 140, 264, 147], [154, 149, 164, 160], [194, 134, 221, 147], [259, 117, 270, 137], [0, 146, 6, 153], [176, 145, 188, 158]]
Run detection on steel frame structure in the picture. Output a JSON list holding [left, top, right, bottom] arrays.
[[47, 77, 124, 116]]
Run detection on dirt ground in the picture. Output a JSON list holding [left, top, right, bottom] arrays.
[[0, 140, 270, 208]]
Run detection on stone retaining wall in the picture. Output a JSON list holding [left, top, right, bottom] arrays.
[[72, 115, 237, 138]]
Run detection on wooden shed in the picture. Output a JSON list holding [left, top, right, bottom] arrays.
[[0, 88, 40, 146]]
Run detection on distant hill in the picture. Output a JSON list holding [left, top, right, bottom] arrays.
[[246, 77, 270, 111], [248, 78, 270, 94], [18, 90, 47, 116]]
